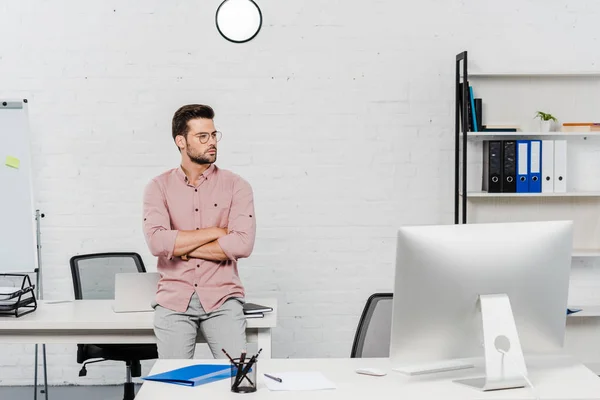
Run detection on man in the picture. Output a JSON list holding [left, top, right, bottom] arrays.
[[142, 104, 256, 359]]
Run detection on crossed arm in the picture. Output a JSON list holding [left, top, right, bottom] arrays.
[[142, 177, 256, 263], [172, 228, 229, 261]]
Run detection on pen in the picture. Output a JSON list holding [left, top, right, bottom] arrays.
[[255, 348, 263, 360], [233, 351, 246, 388], [238, 348, 262, 381], [264, 373, 282, 383], [223, 349, 254, 387]]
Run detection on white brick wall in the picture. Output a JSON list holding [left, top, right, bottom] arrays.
[[1, 0, 600, 386]]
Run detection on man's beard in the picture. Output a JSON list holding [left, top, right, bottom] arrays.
[[187, 145, 216, 165]]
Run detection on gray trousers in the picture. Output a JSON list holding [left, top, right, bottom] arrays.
[[153, 293, 247, 359]]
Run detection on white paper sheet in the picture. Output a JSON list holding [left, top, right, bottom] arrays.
[[262, 371, 336, 391], [0, 286, 20, 300]]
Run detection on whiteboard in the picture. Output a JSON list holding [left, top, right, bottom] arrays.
[[0, 99, 38, 273]]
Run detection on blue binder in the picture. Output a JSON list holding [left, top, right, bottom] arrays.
[[528, 140, 542, 193], [142, 364, 233, 387], [516, 140, 530, 193]]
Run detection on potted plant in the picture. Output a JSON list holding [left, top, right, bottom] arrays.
[[535, 111, 558, 132]]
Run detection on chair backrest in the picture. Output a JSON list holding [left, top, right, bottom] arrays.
[[351, 293, 393, 358], [70, 252, 146, 300]]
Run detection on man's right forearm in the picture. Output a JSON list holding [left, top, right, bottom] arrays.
[[172, 228, 227, 257]]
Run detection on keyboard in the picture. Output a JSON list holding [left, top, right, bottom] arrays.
[[393, 360, 475, 376]]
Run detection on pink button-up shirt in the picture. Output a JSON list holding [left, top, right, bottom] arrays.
[[142, 164, 256, 313]]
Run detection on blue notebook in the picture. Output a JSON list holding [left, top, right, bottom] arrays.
[[143, 364, 233, 387]]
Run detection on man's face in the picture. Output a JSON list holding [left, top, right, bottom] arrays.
[[180, 118, 218, 165]]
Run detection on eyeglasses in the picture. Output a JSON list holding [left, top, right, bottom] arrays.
[[194, 131, 222, 144]]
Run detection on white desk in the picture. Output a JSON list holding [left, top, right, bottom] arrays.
[[0, 298, 277, 357], [136, 355, 600, 400]]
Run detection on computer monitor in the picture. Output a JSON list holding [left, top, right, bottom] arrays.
[[390, 220, 573, 390]]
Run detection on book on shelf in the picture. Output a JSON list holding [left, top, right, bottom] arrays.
[[561, 123, 600, 132], [484, 125, 520, 130], [481, 127, 518, 132], [458, 82, 472, 132], [475, 98, 482, 132], [459, 82, 483, 132], [481, 124, 520, 132], [459, 82, 522, 133]]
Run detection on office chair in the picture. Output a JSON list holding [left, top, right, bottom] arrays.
[[350, 293, 393, 358], [70, 252, 158, 400]]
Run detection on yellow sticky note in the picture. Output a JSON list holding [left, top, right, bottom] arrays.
[[5, 156, 20, 169]]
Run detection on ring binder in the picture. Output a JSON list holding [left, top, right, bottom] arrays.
[[0, 274, 37, 317]]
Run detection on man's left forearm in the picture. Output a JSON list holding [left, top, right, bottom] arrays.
[[187, 240, 229, 261]]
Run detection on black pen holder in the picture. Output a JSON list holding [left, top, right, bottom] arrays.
[[230, 358, 257, 393]]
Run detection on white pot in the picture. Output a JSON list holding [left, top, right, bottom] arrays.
[[540, 120, 552, 132]]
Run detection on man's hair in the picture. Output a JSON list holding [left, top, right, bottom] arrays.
[[172, 104, 215, 142]]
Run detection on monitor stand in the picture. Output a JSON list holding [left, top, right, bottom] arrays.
[[454, 293, 529, 391]]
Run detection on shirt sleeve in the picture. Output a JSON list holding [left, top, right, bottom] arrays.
[[217, 177, 256, 261], [143, 179, 178, 259]]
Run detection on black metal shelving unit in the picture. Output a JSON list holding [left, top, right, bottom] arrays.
[[455, 51, 469, 225]]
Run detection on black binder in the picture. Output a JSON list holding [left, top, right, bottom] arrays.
[[483, 140, 503, 193], [502, 140, 517, 193]]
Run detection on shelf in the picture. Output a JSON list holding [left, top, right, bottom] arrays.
[[463, 191, 600, 198], [464, 132, 600, 141], [466, 72, 600, 78], [567, 306, 600, 318], [573, 249, 600, 257]]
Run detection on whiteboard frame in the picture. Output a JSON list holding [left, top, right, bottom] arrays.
[[0, 98, 39, 277]]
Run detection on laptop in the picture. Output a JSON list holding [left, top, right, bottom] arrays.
[[112, 272, 160, 313]]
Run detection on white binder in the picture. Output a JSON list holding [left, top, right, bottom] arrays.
[[554, 140, 567, 193], [541, 140, 554, 193]]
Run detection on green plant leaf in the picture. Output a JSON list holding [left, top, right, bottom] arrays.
[[535, 111, 557, 121]]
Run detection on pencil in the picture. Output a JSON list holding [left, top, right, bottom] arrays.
[[221, 348, 237, 365]]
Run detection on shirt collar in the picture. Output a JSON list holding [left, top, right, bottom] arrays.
[[176, 163, 217, 184]]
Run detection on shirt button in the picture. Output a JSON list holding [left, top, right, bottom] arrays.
[[195, 208, 198, 211], [197, 264, 200, 268], [194, 284, 198, 287], [195, 189, 197, 192], [196, 227, 199, 230]]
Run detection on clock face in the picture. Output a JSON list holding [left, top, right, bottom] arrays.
[[216, 0, 263, 43]]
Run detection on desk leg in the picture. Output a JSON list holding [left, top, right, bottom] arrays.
[[34, 344, 38, 400], [33, 344, 49, 400], [256, 328, 272, 359], [42, 344, 48, 400]]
